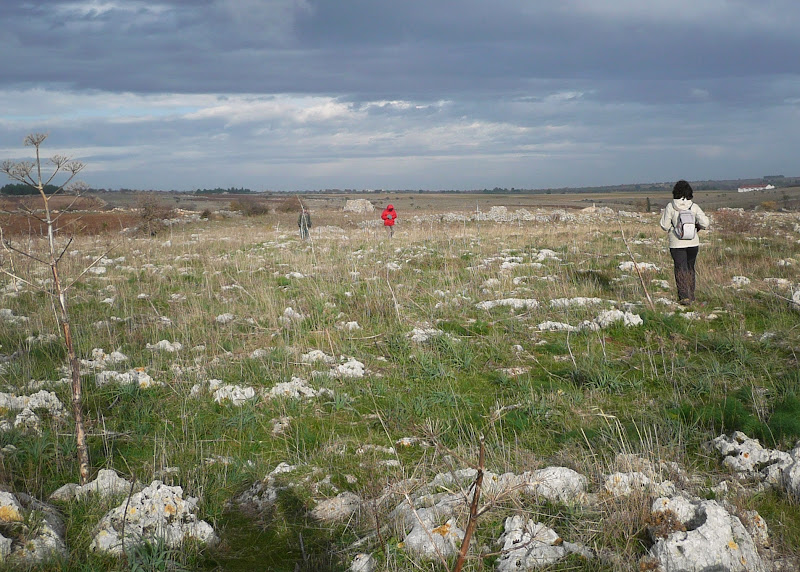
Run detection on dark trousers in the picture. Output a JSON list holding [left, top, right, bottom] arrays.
[[670, 246, 698, 301]]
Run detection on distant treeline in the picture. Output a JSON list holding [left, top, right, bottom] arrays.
[[0, 183, 60, 195], [193, 187, 254, 195]]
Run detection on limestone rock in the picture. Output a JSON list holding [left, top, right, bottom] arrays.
[[350, 552, 376, 572], [647, 496, 766, 572], [310, 491, 362, 522], [495, 515, 567, 571], [402, 517, 464, 561], [50, 469, 135, 502], [343, 199, 374, 213], [235, 462, 299, 514], [0, 491, 67, 565], [604, 472, 676, 498], [521, 467, 588, 503], [90, 481, 217, 555]]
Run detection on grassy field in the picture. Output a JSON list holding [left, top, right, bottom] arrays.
[[1, 194, 799, 571]]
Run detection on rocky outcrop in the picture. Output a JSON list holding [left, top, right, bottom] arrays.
[[646, 496, 767, 572], [0, 491, 67, 565], [50, 469, 136, 502], [90, 481, 217, 555], [710, 431, 800, 497]]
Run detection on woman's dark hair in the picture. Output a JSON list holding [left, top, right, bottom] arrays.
[[672, 180, 693, 200]]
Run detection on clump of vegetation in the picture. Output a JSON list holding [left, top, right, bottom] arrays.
[[229, 197, 269, 216], [136, 193, 175, 235]]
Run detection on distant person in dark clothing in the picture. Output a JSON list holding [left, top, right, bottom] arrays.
[[659, 180, 710, 305], [298, 207, 311, 240], [381, 204, 397, 238]]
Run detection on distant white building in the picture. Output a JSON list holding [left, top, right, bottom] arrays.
[[737, 184, 775, 193]]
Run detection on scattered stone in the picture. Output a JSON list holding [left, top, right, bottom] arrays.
[[476, 298, 539, 311], [50, 469, 136, 502], [408, 326, 444, 343], [279, 307, 305, 325], [549, 297, 605, 308], [268, 377, 333, 400], [235, 462, 300, 514], [301, 349, 336, 365], [593, 309, 643, 328], [95, 368, 156, 389], [146, 340, 183, 353], [0, 491, 67, 565], [496, 515, 591, 571], [731, 276, 751, 288], [402, 518, 465, 561], [190, 380, 256, 406], [90, 481, 217, 555], [647, 496, 766, 572], [618, 261, 660, 272], [710, 431, 794, 490], [603, 472, 675, 498], [350, 553, 377, 572], [310, 491, 362, 522], [329, 357, 366, 379], [80, 348, 129, 370], [537, 321, 575, 332], [343, 199, 374, 213], [0, 309, 29, 324], [215, 313, 235, 324]]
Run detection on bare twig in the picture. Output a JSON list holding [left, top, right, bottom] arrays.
[[617, 217, 655, 311], [452, 435, 485, 572]]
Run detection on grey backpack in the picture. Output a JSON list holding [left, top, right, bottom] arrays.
[[675, 208, 696, 240]]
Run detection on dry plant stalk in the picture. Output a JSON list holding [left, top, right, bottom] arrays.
[[452, 435, 485, 572], [1, 133, 91, 484], [617, 218, 655, 311]]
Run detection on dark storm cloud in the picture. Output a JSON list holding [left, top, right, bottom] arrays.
[[3, 1, 800, 99], [1, 1, 800, 190]]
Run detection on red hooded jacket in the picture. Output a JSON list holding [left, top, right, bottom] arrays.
[[381, 205, 397, 226]]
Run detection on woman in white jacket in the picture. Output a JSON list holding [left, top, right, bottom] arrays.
[[659, 180, 710, 305]]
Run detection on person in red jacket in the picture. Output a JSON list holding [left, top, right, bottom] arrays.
[[381, 204, 397, 238]]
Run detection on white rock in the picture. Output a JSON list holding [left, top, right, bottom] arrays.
[[409, 327, 444, 343], [594, 309, 643, 328], [476, 298, 539, 311], [146, 340, 183, 353], [350, 553, 377, 572], [50, 469, 135, 502], [619, 261, 660, 272], [90, 481, 218, 556], [549, 297, 605, 308], [731, 276, 751, 288], [268, 377, 332, 399], [522, 467, 588, 503], [537, 321, 575, 332], [0, 492, 67, 565], [213, 384, 256, 406], [95, 368, 156, 388], [215, 313, 235, 324], [301, 349, 336, 364], [496, 515, 566, 571], [310, 491, 361, 522], [402, 518, 464, 561], [648, 496, 766, 572], [343, 199, 374, 213], [710, 432, 793, 487], [330, 357, 366, 379], [604, 472, 675, 498]]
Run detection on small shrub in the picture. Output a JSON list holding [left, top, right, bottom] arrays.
[[136, 193, 175, 235], [230, 197, 269, 216]]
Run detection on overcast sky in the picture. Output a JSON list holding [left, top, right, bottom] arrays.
[[2, 1, 799, 191]]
